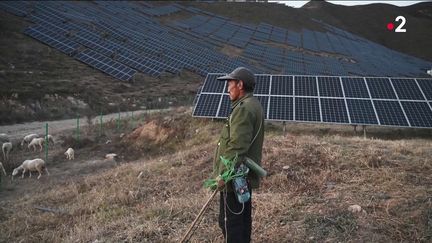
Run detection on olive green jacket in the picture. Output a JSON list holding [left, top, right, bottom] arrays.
[[213, 92, 265, 190]]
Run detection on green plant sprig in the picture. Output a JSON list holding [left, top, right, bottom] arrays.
[[204, 154, 247, 190]]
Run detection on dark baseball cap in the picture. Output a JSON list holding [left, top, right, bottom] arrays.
[[217, 67, 256, 89]]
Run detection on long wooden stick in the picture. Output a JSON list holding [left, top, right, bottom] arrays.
[[180, 189, 218, 243]]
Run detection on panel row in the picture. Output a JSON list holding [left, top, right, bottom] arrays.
[[192, 93, 432, 128], [24, 26, 80, 56], [201, 74, 432, 101], [75, 49, 137, 81]]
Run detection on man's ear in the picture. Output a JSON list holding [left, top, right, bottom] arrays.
[[238, 80, 244, 90]]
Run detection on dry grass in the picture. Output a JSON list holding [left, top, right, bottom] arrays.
[[1, 109, 431, 242]]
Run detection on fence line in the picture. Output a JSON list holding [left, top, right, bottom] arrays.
[[0, 108, 174, 142]]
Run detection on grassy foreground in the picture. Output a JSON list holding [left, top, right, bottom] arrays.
[[0, 108, 431, 242]]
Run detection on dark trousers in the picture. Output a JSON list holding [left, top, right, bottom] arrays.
[[218, 189, 252, 243]]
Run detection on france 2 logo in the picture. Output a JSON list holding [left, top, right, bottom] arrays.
[[387, 16, 407, 32]]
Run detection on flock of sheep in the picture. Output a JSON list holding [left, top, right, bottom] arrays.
[[0, 132, 74, 180]]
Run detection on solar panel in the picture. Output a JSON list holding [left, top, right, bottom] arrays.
[[194, 74, 432, 129], [218, 95, 231, 118], [341, 77, 370, 98], [0, 1, 28, 17], [391, 78, 424, 100], [373, 100, 408, 126], [116, 53, 163, 77], [401, 102, 432, 127], [318, 77, 343, 97], [254, 75, 271, 95], [295, 76, 317, 96], [417, 79, 432, 100], [75, 49, 136, 81], [256, 96, 269, 119], [202, 74, 226, 93], [268, 96, 293, 121], [24, 26, 80, 56], [366, 78, 397, 99], [320, 98, 349, 123], [346, 99, 378, 125], [295, 97, 320, 121], [192, 94, 222, 117], [271, 75, 293, 95]]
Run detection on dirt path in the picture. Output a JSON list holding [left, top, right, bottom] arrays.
[[0, 108, 172, 141]]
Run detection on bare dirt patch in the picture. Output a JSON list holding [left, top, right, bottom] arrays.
[[220, 44, 244, 58]]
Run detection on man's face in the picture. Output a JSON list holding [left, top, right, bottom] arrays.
[[227, 80, 241, 101]]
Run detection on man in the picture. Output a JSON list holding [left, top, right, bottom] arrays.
[[213, 67, 265, 243]]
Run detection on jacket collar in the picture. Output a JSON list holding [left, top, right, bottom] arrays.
[[231, 92, 253, 110]]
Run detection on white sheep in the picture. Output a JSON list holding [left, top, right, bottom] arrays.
[[45, 134, 55, 145], [12, 158, 49, 179], [21, 134, 39, 147], [2, 142, 12, 161], [0, 133, 10, 143], [105, 153, 118, 160], [28, 137, 45, 152], [0, 161, 6, 176], [64, 148, 74, 160]]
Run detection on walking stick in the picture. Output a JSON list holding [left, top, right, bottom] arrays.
[[180, 189, 219, 243]]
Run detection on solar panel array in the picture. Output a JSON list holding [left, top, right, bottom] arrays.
[[0, 1, 431, 81], [0, 1, 258, 82], [193, 74, 432, 129], [174, 14, 432, 78], [24, 25, 80, 56], [76, 49, 137, 81]]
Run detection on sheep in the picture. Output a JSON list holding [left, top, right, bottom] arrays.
[[64, 148, 74, 160], [45, 134, 55, 145], [21, 134, 39, 147], [12, 158, 49, 180], [105, 153, 118, 161], [2, 142, 12, 161], [0, 133, 9, 143], [348, 205, 364, 213], [28, 137, 45, 152], [105, 153, 119, 165], [0, 162, 6, 176]]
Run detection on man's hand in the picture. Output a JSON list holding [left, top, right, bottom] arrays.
[[216, 176, 225, 191]]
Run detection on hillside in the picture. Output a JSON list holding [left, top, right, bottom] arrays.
[[193, 1, 432, 62], [1, 1, 432, 125], [0, 108, 431, 242], [301, 1, 432, 61], [0, 11, 201, 125]]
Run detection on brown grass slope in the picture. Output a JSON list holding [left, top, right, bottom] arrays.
[[0, 109, 431, 242]]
